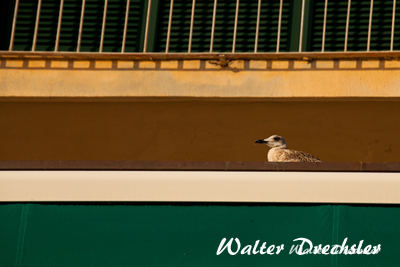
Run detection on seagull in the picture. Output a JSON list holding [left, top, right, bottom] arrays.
[[255, 135, 321, 162]]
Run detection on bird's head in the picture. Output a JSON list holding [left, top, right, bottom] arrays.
[[255, 135, 288, 149]]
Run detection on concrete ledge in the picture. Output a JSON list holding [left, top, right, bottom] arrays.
[[1, 161, 399, 172], [1, 170, 400, 203]]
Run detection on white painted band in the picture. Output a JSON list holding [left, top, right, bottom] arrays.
[[0, 171, 397, 203]]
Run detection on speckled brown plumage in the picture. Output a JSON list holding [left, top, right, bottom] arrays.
[[267, 147, 321, 162]]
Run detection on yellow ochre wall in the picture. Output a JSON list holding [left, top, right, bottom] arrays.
[[1, 59, 400, 97], [0, 98, 399, 162]]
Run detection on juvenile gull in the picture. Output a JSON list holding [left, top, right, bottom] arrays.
[[255, 135, 321, 162]]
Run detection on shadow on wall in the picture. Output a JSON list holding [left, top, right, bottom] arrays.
[[0, 98, 398, 162]]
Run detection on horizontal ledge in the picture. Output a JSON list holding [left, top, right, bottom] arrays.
[[1, 51, 400, 61], [0, 161, 399, 172], [1, 171, 400, 203]]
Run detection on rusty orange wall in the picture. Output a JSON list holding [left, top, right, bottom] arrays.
[[0, 98, 399, 162]]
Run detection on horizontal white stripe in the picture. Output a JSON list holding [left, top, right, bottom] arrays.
[[0, 171, 399, 203]]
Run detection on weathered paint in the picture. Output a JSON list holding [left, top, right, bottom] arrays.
[[1, 59, 400, 97]]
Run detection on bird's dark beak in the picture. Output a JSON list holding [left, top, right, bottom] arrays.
[[255, 139, 266, 144]]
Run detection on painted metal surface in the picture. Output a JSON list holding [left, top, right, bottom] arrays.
[[1, 203, 397, 266]]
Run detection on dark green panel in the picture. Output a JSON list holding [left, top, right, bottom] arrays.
[[301, 0, 314, 52], [0, 0, 16, 51], [0, 204, 23, 267], [337, 205, 400, 267], [2, 203, 399, 266], [0, 203, 334, 267], [289, 0, 302, 52]]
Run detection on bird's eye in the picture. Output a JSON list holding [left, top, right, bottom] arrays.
[[274, 137, 280, 141]]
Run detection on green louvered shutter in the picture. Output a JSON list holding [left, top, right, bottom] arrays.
[[4, 0, 400, 53], [307, 0, 400, 52], [257, 0, 293, 52], [123, 0, 148, 52], [369, 0, 400, 51], [70, 0, 147, 52], [12, 0, 38, 51], [3, 0, 147, 52], [36, 1, 60, 51], [153, 0, 297, 53], [57, 0, 82, 52], [154, 0, 192, 52]]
